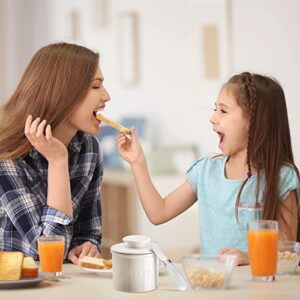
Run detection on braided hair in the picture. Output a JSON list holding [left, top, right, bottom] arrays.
[[243, 73, 257, 178], [229, 72, 260, 220]]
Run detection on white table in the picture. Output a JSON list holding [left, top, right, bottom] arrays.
[[1, 264, 299, 300]]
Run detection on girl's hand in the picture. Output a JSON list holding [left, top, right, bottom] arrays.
[[218, 247, 249, 266], [67, 241, 101, 265], [116, 127, 145, 166], [24, 115, 67, 162]]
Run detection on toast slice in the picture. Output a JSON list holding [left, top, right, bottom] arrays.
[[0, 251, 24, 281], [78, 256, 112, 270], [95, 113, 131, 135], [21, 256, 39, 278], [103, 258, 112, 269]]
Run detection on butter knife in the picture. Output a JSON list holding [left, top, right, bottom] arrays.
[[152, 241, 188, 291]]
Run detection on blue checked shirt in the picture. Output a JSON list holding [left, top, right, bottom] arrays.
[[0, 131, 103, 259]]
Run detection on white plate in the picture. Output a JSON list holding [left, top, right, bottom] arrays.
[[0, 274, 45, 289], [82, 267, 112, 278]]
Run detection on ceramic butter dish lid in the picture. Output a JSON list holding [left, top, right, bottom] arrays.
[[111, 235, 152, 255]]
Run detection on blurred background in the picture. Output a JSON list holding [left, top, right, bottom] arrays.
[[0, 0, 299, 259]]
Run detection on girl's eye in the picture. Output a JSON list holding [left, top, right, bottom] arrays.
[[213, 108, 227, 113], [92, 86, 100, 89]]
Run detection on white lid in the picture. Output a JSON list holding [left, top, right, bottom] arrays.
[[111, 235, 152, 255]]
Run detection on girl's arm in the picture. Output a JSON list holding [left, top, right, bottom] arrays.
[[278, 191, 298, 241], [116, 128, 197, 225], [25, 115, 73, 217]]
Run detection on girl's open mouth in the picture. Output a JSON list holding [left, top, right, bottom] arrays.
[[218, 132, 225, 143]]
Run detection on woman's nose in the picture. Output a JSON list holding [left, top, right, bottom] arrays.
[[101, 87, 111, 102]]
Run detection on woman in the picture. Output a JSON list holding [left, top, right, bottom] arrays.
[[0, 42, 110, 264]]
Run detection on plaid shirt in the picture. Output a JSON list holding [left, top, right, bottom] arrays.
[[0, 131, 103, 259]]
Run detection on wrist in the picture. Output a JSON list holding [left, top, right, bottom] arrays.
[[239, 252, 249, 266], [47, 153, 68, 165], [131, 156, 147, 172]]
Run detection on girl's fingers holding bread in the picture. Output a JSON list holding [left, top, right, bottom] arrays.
[[130, 127, 137, 140], [117, 137, 127, 147], [116, 133, 126, 143]]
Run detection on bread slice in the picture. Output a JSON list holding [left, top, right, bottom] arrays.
[[21, 257, 38, 278], [95, 113, 131, 134], [103, 258, 112, 269], [78, 256, 107, 269], [0, 251, 24, 280]]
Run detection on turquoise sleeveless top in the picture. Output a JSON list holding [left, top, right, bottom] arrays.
[[186, 156, 299, 254]]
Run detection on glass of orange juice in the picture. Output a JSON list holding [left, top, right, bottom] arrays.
[[247, 220, 278, 282], [38, 235, 65, 278]]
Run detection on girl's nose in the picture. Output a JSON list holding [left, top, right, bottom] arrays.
[[209, 112, 217, 124]]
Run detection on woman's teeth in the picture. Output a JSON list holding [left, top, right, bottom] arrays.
[[94, 108, 104, 116]]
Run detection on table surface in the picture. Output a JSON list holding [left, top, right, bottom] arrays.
[[1, 263, 299, 300]]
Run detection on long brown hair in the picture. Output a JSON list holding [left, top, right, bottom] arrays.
[[225, 72, 299, 235], [0, 42, 99, 160]]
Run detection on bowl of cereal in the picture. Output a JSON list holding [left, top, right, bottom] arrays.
[[277, 241, 300, 275], [182, 254, 237, 290]]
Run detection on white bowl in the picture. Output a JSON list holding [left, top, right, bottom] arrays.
[[182, 254, 237, 289], [277, 241, 300, 275]]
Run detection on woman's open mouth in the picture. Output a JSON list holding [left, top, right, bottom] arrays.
[[93, 107, 105, 124], [93, 107, 104, 116]]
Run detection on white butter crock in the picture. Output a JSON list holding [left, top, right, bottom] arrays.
[[111, 235, 158, 293]]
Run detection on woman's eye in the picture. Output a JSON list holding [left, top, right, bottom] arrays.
[[92, 86, 100, 89], [221, 109, 227, 113]]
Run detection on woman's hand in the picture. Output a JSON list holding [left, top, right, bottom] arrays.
[[24, 115, 67, 162], [116, 127, 145, 166], [218, 247, 249, 266], [67, 241, 101, 265]]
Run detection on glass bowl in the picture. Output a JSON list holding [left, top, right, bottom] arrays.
[[277, 241, 300, 275], [182, 254, 237, 289]]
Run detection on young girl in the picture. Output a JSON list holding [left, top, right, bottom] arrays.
[[117, 72, 300, 265], [0, 42, 110, 264]]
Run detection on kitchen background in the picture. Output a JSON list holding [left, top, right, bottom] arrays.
[[0, 0, 299, 259]]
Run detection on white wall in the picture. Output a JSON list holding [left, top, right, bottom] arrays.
[[0, 0, 7, 102], [232, 0, 300, 165], [0, 0, 52, 99]]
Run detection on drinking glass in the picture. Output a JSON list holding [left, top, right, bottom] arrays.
[[38, 235, 65, 279], [247, 220, 278, 282]]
